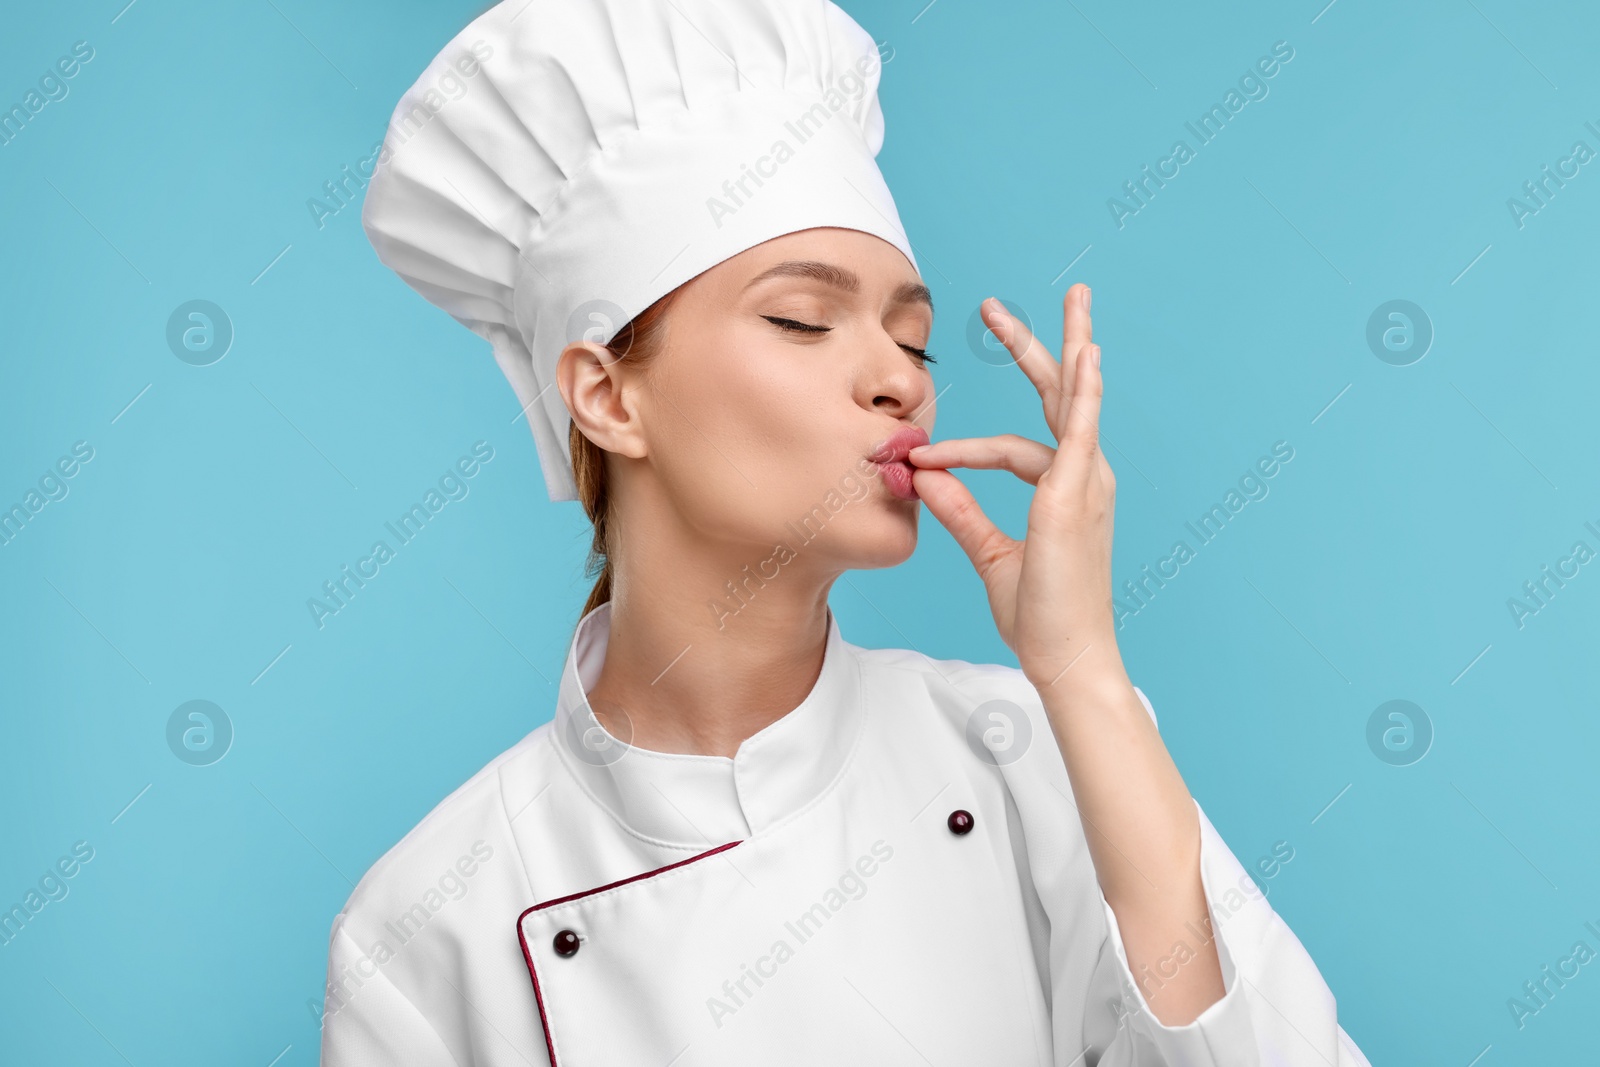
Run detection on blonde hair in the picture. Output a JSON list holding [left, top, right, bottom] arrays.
[[570, 287, 681, 618]]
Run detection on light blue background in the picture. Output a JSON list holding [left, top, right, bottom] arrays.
[[3, 0, 1597, 1062]]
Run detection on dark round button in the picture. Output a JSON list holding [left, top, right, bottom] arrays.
[[947, 809, 974, 835], [553, 929, 581, 957]]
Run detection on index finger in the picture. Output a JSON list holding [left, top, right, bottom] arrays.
[[908, 433, 1054, 485], [980, 297, 1063, 409]]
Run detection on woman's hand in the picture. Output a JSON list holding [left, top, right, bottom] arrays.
[[908, 283, 1123, 693], [912, 286, 1227, 1027]]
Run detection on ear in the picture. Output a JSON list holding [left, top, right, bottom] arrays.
[[556, 339, 648, 460]]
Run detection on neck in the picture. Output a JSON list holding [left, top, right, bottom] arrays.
[[585, 545, 838, 760]]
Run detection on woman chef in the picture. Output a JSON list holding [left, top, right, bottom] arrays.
[[322, 0, 1372, 1063]]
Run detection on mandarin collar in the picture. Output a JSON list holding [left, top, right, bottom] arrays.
[[549, 600, 865, 848]]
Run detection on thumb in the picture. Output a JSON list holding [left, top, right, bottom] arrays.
[[911, 467, 1012, 580]]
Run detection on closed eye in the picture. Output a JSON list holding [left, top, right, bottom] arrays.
[[763, 315, 831, 335], [762, 316, 937, 365]]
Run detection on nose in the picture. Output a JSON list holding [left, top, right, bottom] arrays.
[[865, 335, 935, 424]]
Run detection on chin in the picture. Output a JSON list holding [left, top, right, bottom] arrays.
[[830, 503, 919, 570]]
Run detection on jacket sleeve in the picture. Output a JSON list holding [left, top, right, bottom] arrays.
[[319, 917, 462, 1067], [1087, 797, 1373, 1066], [991, 675, 1373, 1067]]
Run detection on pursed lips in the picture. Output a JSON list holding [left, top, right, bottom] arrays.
[[868, 425, 931, 467], [868, 426, 931, 501]]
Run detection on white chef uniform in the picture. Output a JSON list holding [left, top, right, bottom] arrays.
[[336, 0, 1374, 1061], [320, 601, 1371, 1065]]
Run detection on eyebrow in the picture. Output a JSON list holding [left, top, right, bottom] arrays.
[[744, 259, 934, 315]]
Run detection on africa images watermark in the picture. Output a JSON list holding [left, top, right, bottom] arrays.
[[0, 440, 95, 549], [306, 441, 495, 629], [704, 838, 896, 1028], [1505, 517, 1600, 630], [1505, 118, 1600, 231], [1506, 918, 1600, 1031], [305, 38, 495, 231], [1111, 840, 1295, 1025], [312, 840, 497, 1026], [0, 840, 96, 948], [1114, 439, 1295, 629], [1, 39, 96, 149], [1107, 40, 1296, 230], [706, 453, 897, 631], [705, 41, 892, 228]]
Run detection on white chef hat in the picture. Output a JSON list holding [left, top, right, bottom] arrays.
[[361, 0, 919, 502]]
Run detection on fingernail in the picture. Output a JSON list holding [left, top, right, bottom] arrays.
[[985, 298, 1005, 319], [908, 444, 928, 455], [1082, 286, 1092, 312], [1091, 344, 1101, 368]]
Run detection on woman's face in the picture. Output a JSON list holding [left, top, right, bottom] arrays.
[[567, 226, 937, 577]]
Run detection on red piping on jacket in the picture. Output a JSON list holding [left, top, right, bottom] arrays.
[[515, 839, 744, 1065]]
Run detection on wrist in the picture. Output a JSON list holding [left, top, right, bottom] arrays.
[[1023, 636, 1128, 697], [1033, 667, 1144, 735]]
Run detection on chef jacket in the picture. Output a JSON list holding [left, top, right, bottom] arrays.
[[319, 600, 1373, 1066]]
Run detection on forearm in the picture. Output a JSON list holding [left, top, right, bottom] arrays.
[[1033, 645, 1224, 1026]]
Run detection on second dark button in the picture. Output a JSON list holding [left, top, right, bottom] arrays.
[[947, 809, 974, 835]]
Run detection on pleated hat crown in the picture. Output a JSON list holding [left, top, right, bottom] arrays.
[[362, 0, 918, 502]]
